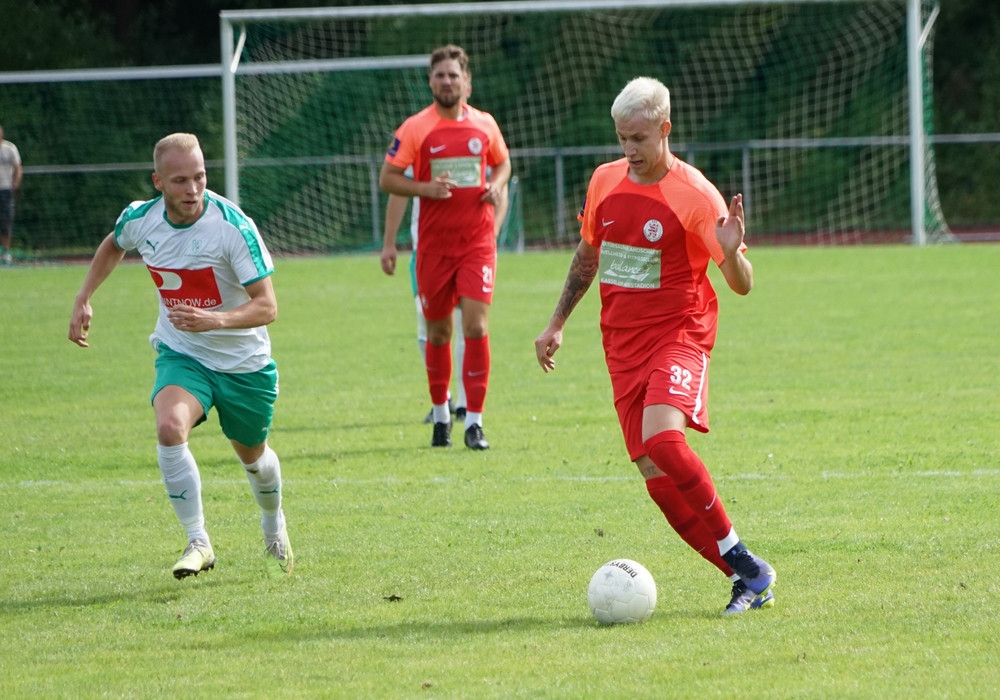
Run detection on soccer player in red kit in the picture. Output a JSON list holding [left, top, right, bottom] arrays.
[[534, 77, 776, 614], [380, 45, 511, 450]]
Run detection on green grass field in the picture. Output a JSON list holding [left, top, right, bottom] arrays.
[[2, 245, 999, 698]]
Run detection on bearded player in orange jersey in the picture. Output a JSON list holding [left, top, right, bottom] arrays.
[[380, 45, 511, 450], [534, 77, 776, 615]]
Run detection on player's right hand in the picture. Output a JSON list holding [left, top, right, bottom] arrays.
[[534, 327, 563, 373], [426, 172, 456, 199], [68, 303, 93, 347], [380, 247, 397, 275]]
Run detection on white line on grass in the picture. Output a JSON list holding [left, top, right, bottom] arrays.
[[822, 469, 1000, 479], [5, 469, 999, 491]]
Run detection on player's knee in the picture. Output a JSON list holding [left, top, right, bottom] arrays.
[[156, 413, 192, 445], [462, 317, 488, 338]]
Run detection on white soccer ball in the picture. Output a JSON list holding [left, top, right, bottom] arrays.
[[587, 559, 657, 625]]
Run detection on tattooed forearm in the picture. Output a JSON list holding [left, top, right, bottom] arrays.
[[551, 246, 598, 325]]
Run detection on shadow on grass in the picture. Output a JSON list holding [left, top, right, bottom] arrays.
[[0, 575, 238, 613], [275, 419, 412, 434], [258, 605, 715, 644]]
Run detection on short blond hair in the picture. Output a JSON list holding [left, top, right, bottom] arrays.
[[154, 133, 201, 172], [611, 77, 671, 124]]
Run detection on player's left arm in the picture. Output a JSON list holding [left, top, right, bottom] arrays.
[[481, 158, 511, 208], [492, 180, 510, 238], [167, 276, 277, 332], [716, 194, 753, 295]]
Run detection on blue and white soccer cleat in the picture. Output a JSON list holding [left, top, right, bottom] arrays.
[[722, 544, 776, 597], [724, 578, 775, 615]]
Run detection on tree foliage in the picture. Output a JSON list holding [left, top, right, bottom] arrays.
[[2, 0, 998, 238]]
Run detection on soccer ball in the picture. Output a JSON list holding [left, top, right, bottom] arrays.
[[587, 559, 657, 625]]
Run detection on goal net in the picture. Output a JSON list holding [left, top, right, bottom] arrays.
[[221, 0, 949, 253]]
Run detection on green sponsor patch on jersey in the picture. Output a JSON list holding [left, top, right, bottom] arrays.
[[599, 241, 660, 289], [430, 156, 481, 188]]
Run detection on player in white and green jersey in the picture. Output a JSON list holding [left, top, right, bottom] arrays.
[[68, 133, 293, 580]]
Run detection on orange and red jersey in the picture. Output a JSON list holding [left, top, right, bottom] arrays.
[[385, 104, 508, 256], [579, 157, 742, 371]]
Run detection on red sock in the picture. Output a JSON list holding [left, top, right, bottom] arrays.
[[462, 335, 490, 413], [645, 476, 734, 576], [425, 341, 452, 405], [644, 430, 733, 542]]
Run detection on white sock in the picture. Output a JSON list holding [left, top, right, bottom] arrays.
[[158, 443, 208, 544], [432, 402, 450, 424], [717, 527, 740, 557], [243, 445, 283, 537], [465, 411, 483, 430]]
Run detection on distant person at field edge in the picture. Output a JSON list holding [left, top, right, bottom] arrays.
[[381, 163, 510, 424], [0, 124, 23, 264], [379, 44, 512, 450], [67, 132, 293, 580], [533, 77, 776, 615]]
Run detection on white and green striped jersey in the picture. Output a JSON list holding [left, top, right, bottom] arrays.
[[113, 189, 274, 373]]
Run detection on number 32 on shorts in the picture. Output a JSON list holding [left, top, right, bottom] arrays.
[[670, 364, 692, 391]]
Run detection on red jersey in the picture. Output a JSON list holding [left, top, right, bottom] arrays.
[[579, 157, 740, 371], [386, 104, 509, 256]]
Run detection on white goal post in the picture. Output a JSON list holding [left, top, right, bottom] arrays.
[[220, 0, 947, 251]]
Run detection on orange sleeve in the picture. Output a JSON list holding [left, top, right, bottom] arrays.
[[386, 107, 438, 171], [486, 117, 509, 166], [662, 164, 737, 266], [579, 160, 627, 247], [465, 107, 509, 167]]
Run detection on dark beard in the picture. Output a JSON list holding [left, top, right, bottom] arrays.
[[434, 92, 460, 109]]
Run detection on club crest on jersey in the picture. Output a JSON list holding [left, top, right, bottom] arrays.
[[467, 137, 483, 155], [147, 265, 223, 309], [643, 219, 664, 242]]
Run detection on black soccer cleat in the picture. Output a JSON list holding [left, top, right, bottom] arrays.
[[432, 420, 452, 447], [464, 424, 489, 450]]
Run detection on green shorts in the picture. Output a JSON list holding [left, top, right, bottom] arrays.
[[152, 344, 278, 448], [409, 249, 418, 297]]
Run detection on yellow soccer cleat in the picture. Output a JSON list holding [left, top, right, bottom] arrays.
[[172, 540, 215, 580]]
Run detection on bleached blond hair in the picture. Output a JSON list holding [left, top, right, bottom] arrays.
[[154, 133, 201, 173], [610, 77, 671, 124]]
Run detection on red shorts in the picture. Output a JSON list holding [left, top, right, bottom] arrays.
[[416, 247, 497, 321], [610, 342, 711, 461]]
